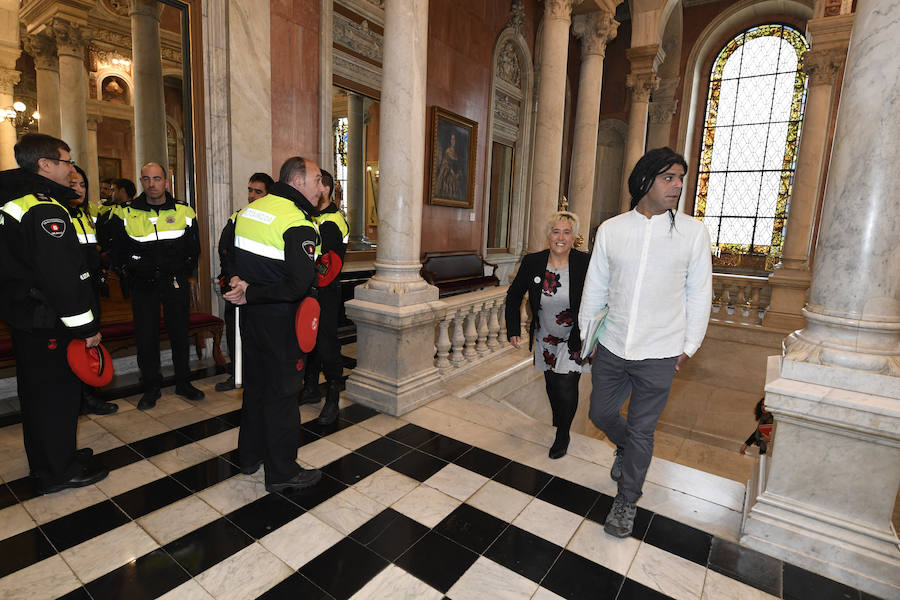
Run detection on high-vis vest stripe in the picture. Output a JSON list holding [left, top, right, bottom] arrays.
[[120, 204, 196, 244], [72, 211, 98, 245], [315, 210, 350, 244], [1, 194, 68, 223], [234, 194, 319, 261]]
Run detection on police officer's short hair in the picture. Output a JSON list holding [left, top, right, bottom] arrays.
[[320, 169, 334, 198], [115, 178, 136, 200], [249, 172, 274, 194], [279, 156, 308, 183], [15, 133, 71, 173]]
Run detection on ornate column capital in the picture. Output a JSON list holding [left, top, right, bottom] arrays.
[[0, 67, 20, 94], [130, 0, 162, 21], [648, 100, 677, 124], [49, 18, 92, 58], [506, 0, 525, 33], [572, 11, 619, 57], [23, 34, 59, 71], [541, 0, 583, 21], [626, 71, 659, 102], [802, 47, 845, 86], [86, 115, 101, 130]]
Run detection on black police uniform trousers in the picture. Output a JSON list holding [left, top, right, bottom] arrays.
[[223, 300, 236, 374], [306, 282, 342, 383], [131, 278, 191, 390], [11, 328, 81, 487], [238, 303, 304, 486]]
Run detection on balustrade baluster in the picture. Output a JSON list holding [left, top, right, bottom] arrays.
[[450, 309, 466, 366], [487, 300, 500, 349], [498, 299, 508, 342], [435, 314, 452, 370], [476, 303, 489, 355], [464, 307, 478, 359]]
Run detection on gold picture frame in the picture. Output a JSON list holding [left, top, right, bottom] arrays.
[[427, 106, 478, 208]]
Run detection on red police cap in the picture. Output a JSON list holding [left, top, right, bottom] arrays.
[[316, 250, 343, 287], [67, 339, 115, 387], [295, 297, 320, 353]]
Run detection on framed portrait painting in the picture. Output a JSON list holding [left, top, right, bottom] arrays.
[[427, 107, 477, 208]]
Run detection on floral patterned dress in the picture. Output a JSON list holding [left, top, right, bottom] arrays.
[[534, 266, 589, 374]]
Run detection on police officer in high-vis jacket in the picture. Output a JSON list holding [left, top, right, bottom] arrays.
[[301, 168, 349, 425], [0, 133, 109, 494], [223, 156, 325, 494], [108, 162, 203, 409]]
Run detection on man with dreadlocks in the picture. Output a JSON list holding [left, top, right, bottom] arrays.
[[579, 147, 712, 537]]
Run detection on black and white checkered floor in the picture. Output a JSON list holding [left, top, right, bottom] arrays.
[[0, 375, 883, 599]]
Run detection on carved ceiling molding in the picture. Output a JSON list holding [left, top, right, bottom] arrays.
[[335, 0, 385, 27], [334, 48, 382, 92], [334, 11, 383, 64]]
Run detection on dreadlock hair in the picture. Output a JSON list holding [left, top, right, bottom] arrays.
[[627, 146, 688, 230]]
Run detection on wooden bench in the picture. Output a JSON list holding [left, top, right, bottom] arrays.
[[0, 273, 225, 377], [421, 251, 499, 297]]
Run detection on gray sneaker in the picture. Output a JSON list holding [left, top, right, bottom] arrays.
[[604, 494, 637, 538], [610, 447, 624, 482]]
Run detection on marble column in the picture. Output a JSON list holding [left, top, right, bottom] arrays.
[[50, 18, 90, 166], [567, 11, 618, 229], [86, 116, 100, 207], [527, 0, 582, 251], [347, 92, 371, 249], [344, 0, 443, 415], [620, 45, 660, 213], [23, 34, 61, 138], [130, 0, 169, 171], [0, 66, 19, 169], [742, 3, 900, 597], [763, 15, 853, 331]]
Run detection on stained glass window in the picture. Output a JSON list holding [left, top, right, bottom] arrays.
[[694, 24, 809, 272]]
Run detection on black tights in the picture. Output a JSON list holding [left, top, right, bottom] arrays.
[[544, 371, 581, 436]]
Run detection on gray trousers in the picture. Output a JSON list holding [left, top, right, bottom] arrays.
[[589, 344, 677, 503]]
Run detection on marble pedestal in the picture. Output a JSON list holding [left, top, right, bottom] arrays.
[[741, 356, 900, 600], [343, 297, 444, 415]]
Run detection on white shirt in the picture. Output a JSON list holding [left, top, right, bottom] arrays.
[[579, 209, 713, 360]]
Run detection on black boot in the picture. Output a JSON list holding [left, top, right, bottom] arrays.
[[547, 372, 580, 459], [316, 380, 341, 425], [549, 428, 570, 459], [300, 372, 322, 405], [81, 389, 118, 415]]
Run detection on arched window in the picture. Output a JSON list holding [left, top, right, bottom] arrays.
[[694, 24, 809, 272]]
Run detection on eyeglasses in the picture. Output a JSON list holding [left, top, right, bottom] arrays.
[[41, 157, 77, 166]]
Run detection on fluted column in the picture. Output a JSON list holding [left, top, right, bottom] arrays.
[[347, 92, 372, 250], [620, 45, 660, 212], [344, 0, 444, 416], [23, 34, 61, 138], [86, 116, 100, 207], [0, 66, 19, 169], [567, 11, 618, 229], [51, 18, 90, 166], [527, 0, 582, 251], [130, 0, 168, 170], [764, 15, 853, 330]]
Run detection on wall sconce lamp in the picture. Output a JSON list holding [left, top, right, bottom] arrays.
[[3, 101, 41, 137]]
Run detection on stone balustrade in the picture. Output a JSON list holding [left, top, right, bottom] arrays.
[[711, 273, 771, 326], [433, 286, 512, 376]]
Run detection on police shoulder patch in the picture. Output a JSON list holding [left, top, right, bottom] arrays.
[[302, 240, 316, 261], [41, 218, 66, 238]]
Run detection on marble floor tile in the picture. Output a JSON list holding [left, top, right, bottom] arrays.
[[95, 410, 171, 443], [628, 542, 708, 600], [352, 467, 419, 507], [358, 413, 407, 436], [194, 541, 293, 600], [197, 471, 267, 515], [637, 481, 742, 543], [75, 428, 125, 455], [447, 556, 538, 600], [149, 442, 217, 474], [260, 512, 344, 570], [0, 504, 36, 541], [297, 437, 352, 468], [137, 495, 222, 545], [311, 487, 385, 535], [23, 484, 107, 524], [349, 563, 442, 600], [512, 497, 584, 548], [196, 427, 240, 456], [566, 518, 641, 575], [95, 459, 167, 498], [391, 484, 461, 528], [466, 480, 532, 522], [531, 587, 567, 600], [0, 554, 81, 600], [156, 406, 216, 430], [326, 424, 382, 451], [645, 455, 746, 512], [424, 463, 488, 502], [157, 578, 215, 600], [702, 569, 780, 600], [0, 456, 29, 482], [59, 521, 159, 583]]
